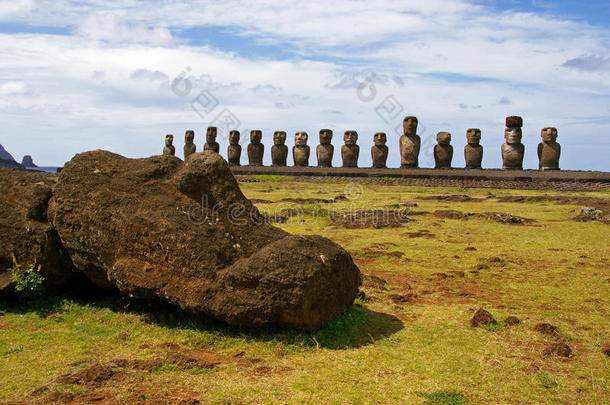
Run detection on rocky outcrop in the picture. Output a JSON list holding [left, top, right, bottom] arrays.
[[0, 144, 16, 161], [47, 150, 360, 330], [0, 144, 24, 169], [21, 155, 38, 167], [0, 168, 86, 295]]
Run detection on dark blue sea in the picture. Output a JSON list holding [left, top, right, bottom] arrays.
[[26, 166, 61, 173]]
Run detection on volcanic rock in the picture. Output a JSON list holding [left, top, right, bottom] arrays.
[[470, 308, 495, 327], [0, 168, 85, 295], [21, 155, 38, 167], [48, 150, 360, 330]]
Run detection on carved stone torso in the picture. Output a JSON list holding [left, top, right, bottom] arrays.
[[316, 144, 334, 167], [538, 142, 560, 170], [204, 142, 219, 153], [293, 145, 310, 167], [184, 144, 196, 160], [501, 143, 525, 170], [371, 145, 388, 168], [163, 146, 175, 156], [248, 143, 264, 166], [271, 145, 288, 166], [228, 144, 241, 165], [464, 144, 483, 169], [341, 145, 359, 167], [400, 134, 421, 167], [434, 145, 453, 169]]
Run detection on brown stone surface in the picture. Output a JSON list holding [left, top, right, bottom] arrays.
[[247, 130, 264, 166], [271, 131, 288, 167], [538, 127, 560, 170], [203, 127, 220, 154], [0, 168, 86, 295], [399, 116, 421, 168], [371, 132, 388, 168], [316, 129, 334, 167], [506, 115, 523, 128], [293, 132, 310, 167], [434, 132, 453, 169], [502, 126, 524, 170], [184, 130, 196, 160], [48, 150, 360, 330], [542, 342, 572, 357], [341, 131, 359, 168], [504, 316, 521, 326], [163, 134, 175, 156], [227, 130, 241, 166], [465, 128, 483, 169]]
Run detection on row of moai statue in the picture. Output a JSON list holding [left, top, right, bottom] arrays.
[[162, 116, 561, 170]]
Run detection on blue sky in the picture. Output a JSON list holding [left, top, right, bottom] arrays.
[[0, 0, 609, 170]]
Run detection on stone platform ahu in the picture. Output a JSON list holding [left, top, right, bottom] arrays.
[[1, 150, 361, 330]]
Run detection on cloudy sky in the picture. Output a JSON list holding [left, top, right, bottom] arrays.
[[0, 0, 609, 170]]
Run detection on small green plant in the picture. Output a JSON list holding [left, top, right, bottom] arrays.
[[8, 255, 45, 300], [419, 390, 468, 405]]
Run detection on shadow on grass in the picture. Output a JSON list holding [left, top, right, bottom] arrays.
[[0, 293, 403, 350]]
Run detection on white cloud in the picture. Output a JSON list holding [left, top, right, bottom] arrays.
[[0, 1, 608, 170]]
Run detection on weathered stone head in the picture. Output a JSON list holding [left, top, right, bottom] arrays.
[[206, 127, 217, 143], [504, 127, 522, 145], [319, 129, 333, 145], [274, 131, 287, 146], [344, 130, 358, 146], [466, 128, 481, 145], [374, 132, 387, 146], [229, 130, 240, 145], [250, 130, 262, 144], [163, 134, 175, 156], [437, 132, 451, 145], [165, 134, 174, 147], [541, 127, 558, 143], [185, 130, 194, 145], [295, 131, 308, 146], [403, 116, 418, 136]]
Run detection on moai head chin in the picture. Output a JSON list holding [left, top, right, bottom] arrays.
[[403, 116, 418, 136], [541, 127, 558, 143], [250, 130, 262, 144], [319, 129, 333, 145], [373, 132, 387, 146], [466, 128, 481, 145], [185, 130, 194, 144], [229, 130, 240, 145], [504, 127, 522, 145], [295, 131, 308, 146], [437, 132, 451, 145], [344, 130, 358, 146], [273, 131, 287, 146]]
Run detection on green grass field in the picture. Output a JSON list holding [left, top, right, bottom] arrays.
[[1, 178, 608, 404]]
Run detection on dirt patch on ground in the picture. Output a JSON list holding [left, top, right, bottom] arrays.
[[361, 274, 389, 290], [495, 195, 610, 211], [470, 308, 495, 327], [504, 316, 521, 326], [432, 210, 534, 224], [534, 323, 560, 337], [407, 229, 436, 238], [543, 342, 572, 357], [417, 194, 486, 202], [330, 210, 410, 229], [55, 364, 115, 385]]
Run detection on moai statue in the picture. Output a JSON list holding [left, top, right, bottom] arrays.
[[271, 131, 288, 167], [316, 129, 334, 167], [434, 132, 453, 169], [371, 132, 388, 168], [227, 130, 241, 166], [464, 128, 483, 169], [293, 131, 310, 167], [184, 130, 196, 160], [342, 130, 359, 167], [248, 130, 264, 166], [399, 116, 421, 168], [502, 116, 525, 170], [163, 134, 175, 156], [538, 127, 561, 170], [203, 126, 219, 153]]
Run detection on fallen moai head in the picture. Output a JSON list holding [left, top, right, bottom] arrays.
[[47, 150, 361, 330]]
